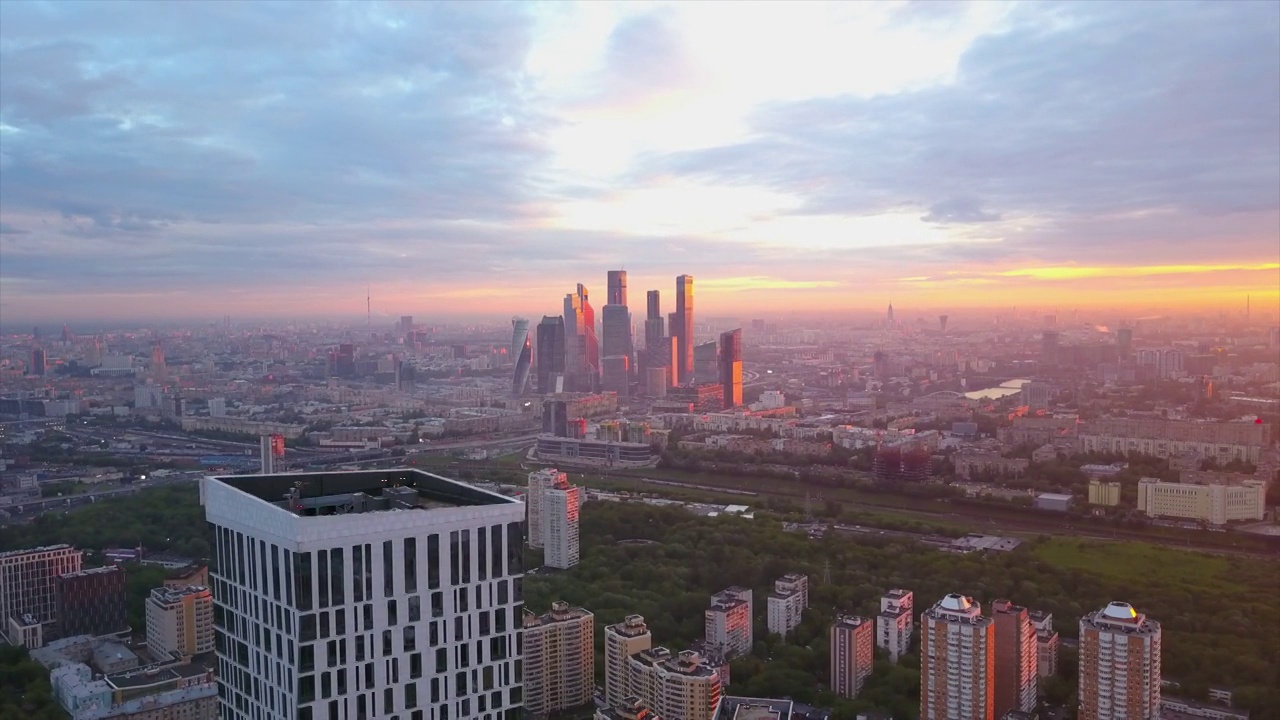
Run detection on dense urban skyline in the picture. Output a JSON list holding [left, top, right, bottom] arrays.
[[1, 1, 1277, 322]]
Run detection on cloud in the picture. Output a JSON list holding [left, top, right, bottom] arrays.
[[0, 222, 28, 234], [921, 197, 1001, 224]]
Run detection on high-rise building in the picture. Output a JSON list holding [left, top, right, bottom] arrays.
[[602, 355, 631, 396], [607, 270, 628, 306], [605, 615, 652, 707], [992, 599, 1038, 717], [399, 315, 414, 333], [526, 469, 566, 549], [830, 614, 874, 699], [628, 647, 722, 720], [877, 589, 914, 663], [523, 601, 594, 715], [1041, 331, 1060, 367], [0, 545, 82, 641], [536, 315, 567, 394], [512, 317, 533, 396], [542, 475, 582, 570], [201, 469, 526, 720], [644, 291, 664, 347], [602, 271, 634, 393], [920, 594, 995, 720], [259, 434, 282, 475], [646, 367, 668, 398], [56, 566, 127, 638], [646, 337, 677, 390], [564, 285, 600, 391], [1117, 327, 1133, 359], [705, 587, 752, 659], [1135, 347, 1185, 379], [145, 585, 214, 658], [718, 329, 743, 409], [208, 397, 227, 417], [674, 275, 694, 384], [595, 696, 660, 720], [29, 347, 46, 376], [693, 341, 718, 385], [150, 344, 166, 379], [766, 574, 808, 640], [1078, 602, 1161, 720], [1029, 610, 1059, 678]]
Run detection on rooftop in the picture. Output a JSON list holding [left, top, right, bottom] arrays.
[[0, 543, 74, 559], [523, 600, 592, 628], [59, 565, 122, 579], [209, 468, 518, 516]]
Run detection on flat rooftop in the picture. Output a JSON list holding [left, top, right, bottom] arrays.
[[210, 468, 518, 516]]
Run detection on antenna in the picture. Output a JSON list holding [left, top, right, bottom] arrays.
[[367, 284, 372, 336]]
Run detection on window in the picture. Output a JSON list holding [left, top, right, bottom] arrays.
[[331, 548, 345, 605], [295, 553, 313, 611], [317, 550, 330, 608], [431, 592, 444, 618], [461, 530, 471, 583], [388, 599, 398, 626], [404, 537, 418, 594], [477, 529, 487, 581], [383, 541, 395, 597], [449, 531, 460, 585], [490, 525, 503, 578], [404, 626, 416, 652], [408, 596, 421, 623], [352, 544, 364, 603], [427, 534, 440, 589], [506, 522, 524, 574]]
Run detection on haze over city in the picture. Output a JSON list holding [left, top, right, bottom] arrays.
[[1, 0, 1278, 325]]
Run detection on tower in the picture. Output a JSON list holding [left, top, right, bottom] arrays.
[[542, 474, 582, 569], [511, 316, 533, 396], [536, 316, 567, 394], [602, 271, 634, 396], [992, 599, 1038, 716], [887, 302, 894, 325], [607, 270, 628, 306], [718, 329, 743, 409], [920, 594, 994, 720], [1078, 602, 1161, 720], [674, 275, 694, 384]]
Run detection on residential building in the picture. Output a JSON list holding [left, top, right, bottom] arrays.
[[920, 594, 995, 720], [628, 647, 722, 720], [877, 589, 914, 664], [674, 275, 694, 384], [527, 468, 566, 549], [523, 601, 594, 715], [0, 544, 83, 641], [830, 614, 874, 699], [1136, 476, 1266, 525], [719, 329, 743, 409], [542, 474, 582, 569], [596, 696, 661, 720], [1020, 382, 1051, 409], [1029, 610, 1058, 678], [992, 599, 1038, 716], [766, 574, 808, 640], [201, 468, 526, 720], [705, 587, 753, 659], [1078, 419, 1269, 463], [56, 566, 128, 638], [1078, 602, 1162, 720], [1135, 348, 1185, 379], [1088, 480, 1122, 506], [145, 585, 214, 658], [604, 615, 652, 707]]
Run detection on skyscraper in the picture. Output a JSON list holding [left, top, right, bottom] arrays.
[[992, 599, 1038, 717], [830, 614, 874, 699], [920, 593, 995, 720], [542, 475, 582, 569], [674, 275, 694, 384], [693, 341, 718, 385], [602, 271, 634, 396], [887, 302, 895, 325], [524, 601, 595, 716], [536, 315, 567, 394], [512, 316, 533, 396], [564, 285, 599, 392], [202, 469, 526, 720], [607, 270, 628, 306], [601, 355, 631, 395], [1078, 602, 1161, 720], [1042, 331, 1060, 367], [29, 347, 46, 376], [718, 329, 743, 409]]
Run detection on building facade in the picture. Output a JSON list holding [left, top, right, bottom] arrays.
[[719, 329, 743, 410], [673, 275, 694, 384], [628, 647, 721, 720], [526, 469, 565, 549], [830, 614, 874, 699], [991, 599, 1038, 717], [1078, 419, 1269, 463], [145, 585, 214, 658], [1088, 480, 1122, 506], [877, 589, 914, 664], [1078, 602, 1161, 720], [56, 566, 128, 638], [704, 587, 753, 659], [604, 615, 652, 707], [542, 476, 582, 570], [920, 594, 995, 720], [1029, 610, 1058, 678], [766, 574, 808, 640], [202, 469, 527, 720], [523, 601, 594, 716], [0, 544, 83, 641], [1136, 476, 1266, 525]]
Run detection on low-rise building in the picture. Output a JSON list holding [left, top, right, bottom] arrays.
[[1136, 476, 1266, 525], [954, 452, 1030, 480], [1087, 480, 1122, 506]]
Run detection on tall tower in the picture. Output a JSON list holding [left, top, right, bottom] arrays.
[[644, 291, 664, 347], [921, 594, 995, 720], [601, 271, 634, 396], [718, 329, 743, 409], [536, 316, 567, 394], [887, 302, 895, 325], [511, 317, 533, 396], [992, 599, 1038, 716], [1078, 602, 1161, 720], [202, 469, 526, 720], [607, 270, 628, 306], [674, 275, 694, 384]]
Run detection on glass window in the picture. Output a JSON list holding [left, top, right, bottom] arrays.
[[404, 537, 417, 594], [427, 534, 440, 590]]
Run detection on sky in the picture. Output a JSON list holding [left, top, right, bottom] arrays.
[[1, 0, 1278, 323]]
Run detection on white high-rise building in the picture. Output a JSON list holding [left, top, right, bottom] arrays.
[[766, 573, 808, 640], [208, 397, 227, 417], [705, 587, 753, 659], [876, 589, 914, 663], [1079, 602, 1162, 720], [542, 475, 582, 569], [920, 594, 994, 720], [202, 469, 526, 720], [527, 469, 566, 549]]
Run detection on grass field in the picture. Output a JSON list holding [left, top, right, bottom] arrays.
[[1033, 537, 1245, 592]]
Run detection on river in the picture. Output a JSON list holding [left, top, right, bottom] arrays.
[[964, 378, 1031, 400]]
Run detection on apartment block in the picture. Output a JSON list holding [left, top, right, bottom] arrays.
[[527, 468, 566, 549], [766, 573, 808, 640], [921, 594, 995, 720], [1078, 602, 1161, 720], [1078, 418, 1269, 463], [705, 586, 753, 659], [202, 469, 526, 720], [1029, 610, 1059, 678], [627, 647, 722, 720], [56, 566, 128, 638], [604, 615, 652, 707], [830, 614, 874, 699], [1087, 480, 1122, 506], [1137, 476, 1265, 525], [877, 589, 914, 664], [542, 474, 583, 569], [523, 601, 594, 715], [992, 599, 1038, 716], [145, 585, 214, 658], [595, 696, 661, 720], [0, 544, 82, 641]]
